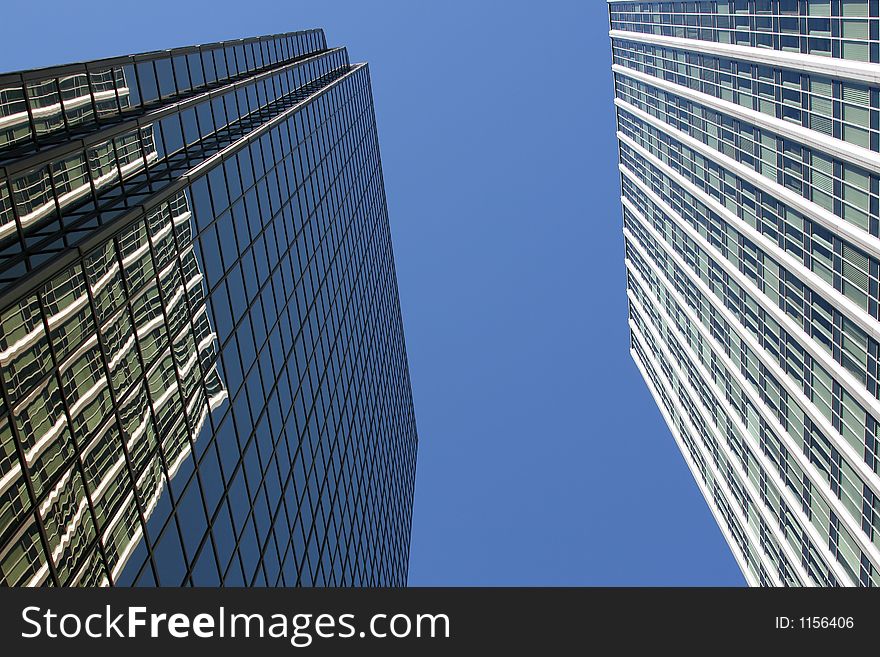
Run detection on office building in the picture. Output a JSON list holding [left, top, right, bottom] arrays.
[[611, 0, 880, 585], [0, 29, 417, 586]]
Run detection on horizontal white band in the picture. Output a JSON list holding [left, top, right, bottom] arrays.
[[610, 29, 880, 85]]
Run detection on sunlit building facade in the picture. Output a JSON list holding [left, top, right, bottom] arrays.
[[611, 0, 880, 585], [0, 30, 417, 586]]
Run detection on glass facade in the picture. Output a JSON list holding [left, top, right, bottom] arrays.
[[612, 1, 880, 585], [0, 30, 417, 587]]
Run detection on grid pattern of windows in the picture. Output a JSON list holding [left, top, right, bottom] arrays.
[[623, 184, 880, 556], [0, 32, 417, 587], [617, 130, 879, 327], [611, 39, 880, 152], [617, 119, 880, 411], [0, 189, 226, 586], [0, 30, 326, 155], [0, 47, 351, 287], [614, 73, 879, 234], [626, 207, 878, 584], [610, 1, 880, 62], [613, 2, 880, 585]]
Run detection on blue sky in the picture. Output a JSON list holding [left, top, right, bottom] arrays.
[[0, 0, 744, 586]]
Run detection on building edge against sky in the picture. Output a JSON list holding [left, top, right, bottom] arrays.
[[611, 0, 880, 586], [0, 29, 418, 586]]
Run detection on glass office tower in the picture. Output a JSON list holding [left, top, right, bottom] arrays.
[[611, 1, 880, 585], [0, 30, 418, 587]]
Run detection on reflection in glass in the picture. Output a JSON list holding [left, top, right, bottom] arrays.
[[0, 29, 417, 588], [0, 187, 226, 585], [0, 67, 129, 151]]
